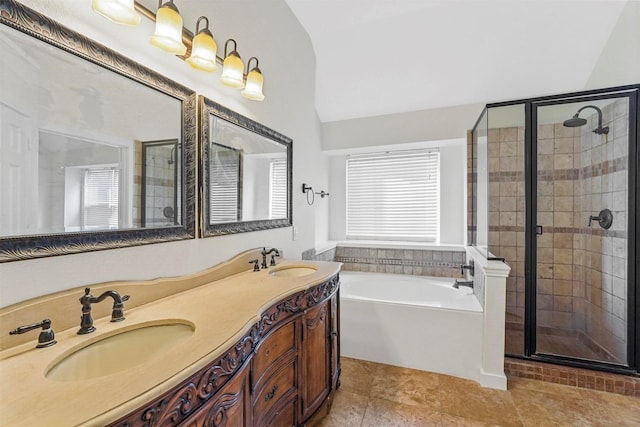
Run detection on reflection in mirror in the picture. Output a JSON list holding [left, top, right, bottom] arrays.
[[139, 139, 181, 227], [0, 1, 196, 262], [200, 96, 292, 236]]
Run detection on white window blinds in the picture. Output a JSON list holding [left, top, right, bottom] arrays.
[[82, 167, 119, 230], [210, 147, 241, 223], [346, 149, 439, 242], [269, 158, 287, 219]]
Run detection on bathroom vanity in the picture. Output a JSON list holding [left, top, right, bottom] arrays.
[[0, 250, 341, 426]]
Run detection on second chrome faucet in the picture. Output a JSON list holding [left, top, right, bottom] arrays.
[[78, 288, 130, 335]]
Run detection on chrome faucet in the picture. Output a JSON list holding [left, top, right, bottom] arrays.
[[9, 318, 56, 348], [453, 280, 474, 289], [261, 247, 280, 269], [78, 288, 130, 335]]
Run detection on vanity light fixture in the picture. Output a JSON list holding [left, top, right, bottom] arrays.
[[92, 0, 140, 26], [149, 0, 187, 55], [220, 39, 245, 88], [185, 16, 218, 72], [94, 1, 266, 100], [241, 57, 265, 101]]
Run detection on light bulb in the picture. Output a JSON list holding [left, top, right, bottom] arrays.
[[92, 0, 140, 26], [149, 2, 187, 55]]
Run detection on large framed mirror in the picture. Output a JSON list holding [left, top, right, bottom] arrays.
[[0, 0, 197, 262], [200, 96, 292, 236]]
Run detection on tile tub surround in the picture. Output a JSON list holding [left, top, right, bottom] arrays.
[[315, 357, 640, 427], [334, 245, 467, 278], [302, 246, 337, 262]]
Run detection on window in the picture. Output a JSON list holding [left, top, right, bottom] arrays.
[[346, 149, 439, 242], [269, 158, 287, 219], [82, 167, 119, 230]]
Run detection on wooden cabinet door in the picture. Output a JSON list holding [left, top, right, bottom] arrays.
[[330, 293, 340, 391], [178, 369, 249, 427], [299, 301, 330, 422]]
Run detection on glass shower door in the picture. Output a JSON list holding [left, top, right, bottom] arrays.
[[532, 94, 632, 365]]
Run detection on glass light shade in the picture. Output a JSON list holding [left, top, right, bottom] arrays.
[[149, 4, 187, 55], [92, 0, 140, 26], [241, 69, 265, 101], [186, 31, 218, 72], [220, 53, 245, 88]]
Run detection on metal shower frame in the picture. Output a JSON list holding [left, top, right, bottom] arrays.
[[470, 83, 640, 376]]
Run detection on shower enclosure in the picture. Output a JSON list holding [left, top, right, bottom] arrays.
[[469, 84, 639, 374], [138, 139, 180, 227]]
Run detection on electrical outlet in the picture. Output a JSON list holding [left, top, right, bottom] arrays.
[[292, 226, 298, 241]]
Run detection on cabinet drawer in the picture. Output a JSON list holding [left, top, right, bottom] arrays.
[[177, 369, 248, 427], [253, 320, 296, 382], [253, 358, 296, 424], [265, 397, 297, 427]]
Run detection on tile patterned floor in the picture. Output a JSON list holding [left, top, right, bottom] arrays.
[[317, 357, 640, 427]]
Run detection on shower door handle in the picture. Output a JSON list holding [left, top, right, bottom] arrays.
[[536, 225, 543, 235]]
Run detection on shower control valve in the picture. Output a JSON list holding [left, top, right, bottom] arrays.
[[588, 208, 613, 230]]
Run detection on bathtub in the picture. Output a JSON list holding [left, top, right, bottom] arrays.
[[340, 271, 485, 382]]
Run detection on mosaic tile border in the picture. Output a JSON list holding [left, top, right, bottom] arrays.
[[334, 256, 461, 270]]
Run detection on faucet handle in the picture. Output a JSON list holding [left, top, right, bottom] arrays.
[[270, 252, 281, 266], [110, 294, 130, 323], [9, 319, 57, 348], [249, 259, 260, 271]]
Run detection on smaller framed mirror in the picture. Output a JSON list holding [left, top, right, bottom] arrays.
[[200, 96, 292, 236]]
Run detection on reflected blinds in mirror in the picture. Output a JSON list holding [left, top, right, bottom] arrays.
[[269, 158, 287, 219], [82, 167, 119, 230], [210, 144, 242, 223]]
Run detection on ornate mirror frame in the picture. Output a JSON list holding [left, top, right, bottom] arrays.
[[0, 0, 197, 262], [200, 96, 293, 237]]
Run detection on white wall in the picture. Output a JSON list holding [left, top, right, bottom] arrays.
[[327, 139, 466, 245], [0, 0, 326, 306], [585, 0, 640, 90], [322, 103, 484, 152]]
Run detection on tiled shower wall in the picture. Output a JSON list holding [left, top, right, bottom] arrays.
[[482, 99, 629, 362], [133, 142, 177, 227], [574, 99, 628, 362], [486, 126, 526, 327]]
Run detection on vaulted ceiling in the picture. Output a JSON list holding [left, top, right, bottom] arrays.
[[284, 0, 630, 122]]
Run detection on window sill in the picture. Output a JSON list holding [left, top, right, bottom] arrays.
[[336, 240, 466, 252]]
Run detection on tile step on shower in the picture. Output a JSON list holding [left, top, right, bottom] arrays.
[[505, 357, 640, 398]]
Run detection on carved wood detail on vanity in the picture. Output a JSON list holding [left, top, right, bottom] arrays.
[[109, 274, 340, 427]]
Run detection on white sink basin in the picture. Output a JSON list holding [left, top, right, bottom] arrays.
[[45, 321, 194, 381], [269, 266, 317, 278]]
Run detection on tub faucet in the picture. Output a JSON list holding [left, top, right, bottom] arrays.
[[261, 247, 280, 269], [460, 260, 475, 277], [78, 288, 130, 335], [453, 280, 474, 289]]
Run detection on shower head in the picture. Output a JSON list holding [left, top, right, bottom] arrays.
[[562, 105, 609, 135], [563, 114, 588, 128]]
